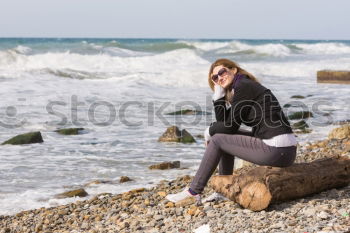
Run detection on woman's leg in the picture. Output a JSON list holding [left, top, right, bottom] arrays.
[[218, 151, 234, 175], [217, 129, 253, 175], [190, 133, 296, 194]]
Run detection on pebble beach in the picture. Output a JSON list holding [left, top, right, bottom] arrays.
[[1, 129, 349, 233]]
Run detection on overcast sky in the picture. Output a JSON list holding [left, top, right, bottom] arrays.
[[0, 0, 349, 40]]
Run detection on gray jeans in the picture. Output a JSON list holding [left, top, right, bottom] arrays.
[[190, 131, 297, 194]]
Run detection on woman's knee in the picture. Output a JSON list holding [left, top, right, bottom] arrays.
[[210, 134, 224, 146]]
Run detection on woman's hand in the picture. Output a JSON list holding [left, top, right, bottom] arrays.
[[212, 83, 226, 101], [204, 127, 211, 147]]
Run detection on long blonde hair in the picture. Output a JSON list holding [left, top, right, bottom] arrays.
[[208, 58, 258, 103]]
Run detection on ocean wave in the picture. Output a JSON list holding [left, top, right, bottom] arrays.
[[0, 49, 208, 80], [179, 40, 350, 57], [32, 68, 111, 80], [125, 41, 196, 53], [178, 40, 230, 51], [217, 41, 292, 57], [84, 40, 196, 53], [101, 47, 151, 57], [0, 50, 26, 66], [175, 40, 293, 57], [1, 46, 36, 70], [80, 42, 150, 57], [292, 42, 350, 55], [0, 46, 33, 66], [13, 45, 32, 54]]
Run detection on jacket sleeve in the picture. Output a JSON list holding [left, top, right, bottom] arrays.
[[212, 97, 230, 122], [209, 80, 253, 136]]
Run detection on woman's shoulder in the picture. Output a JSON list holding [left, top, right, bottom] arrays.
[[236, 74, 265, 89], [235, 75, 268, 98]]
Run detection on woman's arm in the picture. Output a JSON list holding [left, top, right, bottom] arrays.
[[209, 77, 264, 136], [211, 83, 229, 122], [209, 92, 244, 136], [213, 96, 230, 122]]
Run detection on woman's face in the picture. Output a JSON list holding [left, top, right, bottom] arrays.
[[211, 65, 237, 89]]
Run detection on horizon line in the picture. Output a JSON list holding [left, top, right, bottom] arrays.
[[0, 36, 349, 41]]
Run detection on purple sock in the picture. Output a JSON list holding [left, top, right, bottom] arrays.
[[188, 187, 198, 195]]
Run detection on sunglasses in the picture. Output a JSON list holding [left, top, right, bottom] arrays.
[[211, 67, 228, 83]]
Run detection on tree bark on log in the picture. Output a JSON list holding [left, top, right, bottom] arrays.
[[317, 70, 350, 84], [209, 156, 350, 211]]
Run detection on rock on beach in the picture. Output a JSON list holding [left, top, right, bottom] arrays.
[[328, 124, 350, 140]]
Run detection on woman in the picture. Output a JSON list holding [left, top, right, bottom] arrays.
[[165, 58, 297, 204]]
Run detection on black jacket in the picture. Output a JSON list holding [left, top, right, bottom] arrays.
[[209, 74, 293, 139]]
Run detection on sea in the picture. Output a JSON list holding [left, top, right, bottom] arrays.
[[1, 38, 350, 215]]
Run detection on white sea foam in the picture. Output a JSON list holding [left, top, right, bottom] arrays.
[[87, 43, 103, 50], [0, 46, 32, 67], [183, 40, 350, 57], [218, 41, 292, 57], [85, 42, 148, 57], [0, 49, 208, 79], [0, 49, 213, 88], [293, 42, 350, 55], [227, 41, 251, 51], [179, 40, 230, 51], [102, 46, 150, 57], [252, 43, 291, 57], [13, 45, 32, 54], [0, 50, 25, 67], [242, 57, 350, 79], [180, 40, 293, 57]]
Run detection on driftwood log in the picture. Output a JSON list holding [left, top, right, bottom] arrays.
[[210, 156, 350, 211], [317, 70, 350, 84]]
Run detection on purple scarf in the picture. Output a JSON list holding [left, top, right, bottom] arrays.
[[231, 73, 244, 90]]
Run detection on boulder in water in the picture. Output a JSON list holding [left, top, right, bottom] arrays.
[[55, 128, 85, 135], [288, 111, 313, 120], [55, 188, 88, 199], [1, 131, 44, 145], [292, 120, 309, 130], [84, 180, 114, 187], [149, 161, 180, 170], [291, 95, 305, 99], [158, 126, 196, 143], [292, 120, 312, 134], [120, 176, 133, 183], [166, 109, 211, 115]]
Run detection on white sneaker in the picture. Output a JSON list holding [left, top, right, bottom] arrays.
[[165, 187, 201, 204], [202, 192, 229, 203]]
